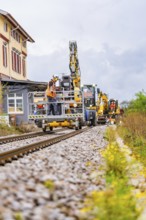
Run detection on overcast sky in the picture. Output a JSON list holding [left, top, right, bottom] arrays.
[[1, 0, 146, 102]]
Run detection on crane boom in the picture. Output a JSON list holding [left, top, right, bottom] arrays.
[[69, 41, 81, 90]]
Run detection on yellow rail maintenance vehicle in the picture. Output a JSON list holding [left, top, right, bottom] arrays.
[[28, 74, 84, 132], [82, 84, 97, 126], [96, 88, 109, 124], [107, 99, 121, 124]]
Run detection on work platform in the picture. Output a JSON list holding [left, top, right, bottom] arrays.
[[27, 90, 85, 131]]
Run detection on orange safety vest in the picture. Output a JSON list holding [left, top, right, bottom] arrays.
[[46, 82, 56, 98], [110, 102, 116, 110], [37, 104, 44, 109]]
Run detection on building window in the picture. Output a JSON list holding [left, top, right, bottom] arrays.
[[11, 49, 21, 74], [22, 39, 26, 48], [22, 56, 26, 77], [11, 27, 20, 43], [4, 22, 8, 32], [3, 43, 7, 67], [7, 93, 23, 114], [15, 32, 20, 43]]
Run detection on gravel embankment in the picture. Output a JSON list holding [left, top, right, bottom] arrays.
[[0, 126, 107, 220]]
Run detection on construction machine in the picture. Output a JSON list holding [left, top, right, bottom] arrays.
[[28, 42, 84, 132], [69, 41, 98, 126], [28, 41, 99, 130], [107, 99, 121, 124], [82, 84, 97, 126], [96, 89, 109, 124]]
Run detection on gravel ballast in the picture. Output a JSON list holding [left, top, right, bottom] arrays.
[[0, 126, 107, 220]]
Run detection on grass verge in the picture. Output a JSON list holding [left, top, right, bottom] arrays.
[[80, 127, 141, 220]]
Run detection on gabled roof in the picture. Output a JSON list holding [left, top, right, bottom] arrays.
[[0, 9, 35, 43]]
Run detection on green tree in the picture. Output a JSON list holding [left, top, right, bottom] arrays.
[[128, 90, 146, 113]]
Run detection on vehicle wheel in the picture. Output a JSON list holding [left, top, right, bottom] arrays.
[[42, 126, 46, 132], [79, 123, 82, 129], [68, 126, 74, 129], [75, 126, 79, 130], [94, 121, 97, 126], [50, 127, 53, 131], [92, 113, 97, 126]]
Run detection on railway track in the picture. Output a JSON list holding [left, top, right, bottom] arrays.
[[0, 127, 90, 165], [0, 128, 66, 145]]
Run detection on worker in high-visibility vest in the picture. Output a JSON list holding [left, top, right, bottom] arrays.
[[46, 77, 58, 115], [110, 101, 116, 111]]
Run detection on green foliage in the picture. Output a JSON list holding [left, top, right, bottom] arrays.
[[0, 124, 20, 136], [128, 90, 146, 113], [81, 128, 140, 220], [44, 180, 55, 191], [120, 112, 146, 138], [14, 212, 24, 220], [81, 187, 139, 220], [0, 123, 38, 136], [118, 113, 146, 166], [102, 143, 128, 178], [104, 127, 116, 143]]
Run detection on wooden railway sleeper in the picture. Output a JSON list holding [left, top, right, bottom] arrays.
[[0, 160, 5, 165], [7, 158, 12, 162], [13, 155, 18, 160]]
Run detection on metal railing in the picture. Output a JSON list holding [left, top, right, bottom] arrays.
[[27, 89, 85, 120]]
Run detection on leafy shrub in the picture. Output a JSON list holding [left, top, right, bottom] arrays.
[[128, 90, 146, 113], [81, 187, 139, 220], [118, 113, 146, 166], [102, 143, 128, 179], [121, 112, 146, 138], [81, 127, 141, 220]]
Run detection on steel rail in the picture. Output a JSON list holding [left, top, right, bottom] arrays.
[[0, 127, 90, 165], [0, 128, 67, 145]]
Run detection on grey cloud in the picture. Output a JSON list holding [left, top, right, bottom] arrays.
[[1, 0, 146, 103], [28, 44, 146, 103]]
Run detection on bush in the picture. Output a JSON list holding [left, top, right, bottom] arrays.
[[121, 112, 146, 138], [0, 122, 39, 136], [128, 90, 146, 113], [102, 143, 128, 179], [118, 113, 146, 166], [0, 124, 20, 136], [81, 127, 141, 220], [81, 187, 139, 220]]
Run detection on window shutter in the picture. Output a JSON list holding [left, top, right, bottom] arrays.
[[5, 46, 7, 67], [14, 52, 16, 71], [19, 56, 21, 74], [2, 45, 4, 66]]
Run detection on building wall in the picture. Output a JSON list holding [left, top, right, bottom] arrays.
[[3, 86, 29, 125], [0, 15, 28, 80]]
